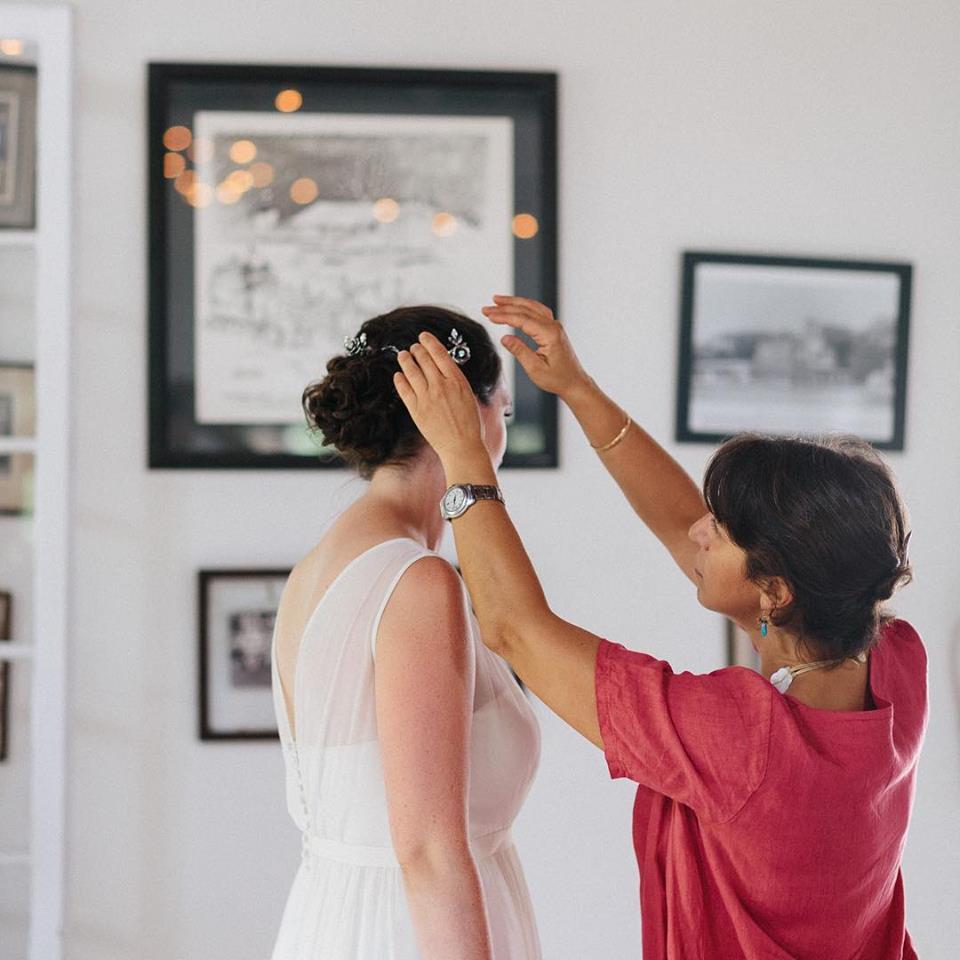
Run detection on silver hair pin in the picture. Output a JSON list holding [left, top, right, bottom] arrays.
[[447, 329, 471, 366], [344, 332, 370, 356]]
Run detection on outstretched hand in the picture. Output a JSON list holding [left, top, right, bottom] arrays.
[[482, 296, 592, 399], [393, 333, 487, 464]]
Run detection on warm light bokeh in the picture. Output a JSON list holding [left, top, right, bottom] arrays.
[[373, 198, 400, 224], [216, 183, 243, 205], [229, 140, 257, 164], [275, 89, 304, 113], [0, 39, 24, 56], [250, 162, 275, 188], [163, 125, 192, 152], [163, 153, 187, 179], [174, 170, 197, 195], [290, 178, 319, 205], [186, 183, 214, 208], [512, 213, 540, 240], [226, 169, 255, 193], [431, 212, 457, 237]]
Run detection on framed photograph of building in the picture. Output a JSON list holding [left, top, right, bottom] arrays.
[[198, 568, 289, 740], [0, 363, 34, 515], [149, 63, 558, 469], [0, 589, 11, 761], [676, 252, 912, 450], [0, 64, 37, 229]]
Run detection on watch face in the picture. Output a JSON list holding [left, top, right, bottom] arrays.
[[443, 486, 469, 516]]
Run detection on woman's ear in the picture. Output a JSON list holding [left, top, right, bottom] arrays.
[[758, 577, 793, 617]]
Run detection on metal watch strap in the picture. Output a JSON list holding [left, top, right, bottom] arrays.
[[467, 484, 504, 505]]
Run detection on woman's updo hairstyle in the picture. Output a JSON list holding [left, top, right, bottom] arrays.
[[303, 306, 502, 478], [703, 434, 912, 661]]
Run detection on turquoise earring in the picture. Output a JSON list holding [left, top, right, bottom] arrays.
[[759, 616, 769, 638]]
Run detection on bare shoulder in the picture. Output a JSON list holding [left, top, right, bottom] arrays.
[[377, 555, 469, 644]]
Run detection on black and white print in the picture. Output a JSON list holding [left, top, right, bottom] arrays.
[[677, 254, 911, 449], [198, 569, 288, 739], [193, 112, 514, 425]]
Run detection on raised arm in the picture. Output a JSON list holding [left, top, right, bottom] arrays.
[[393, 337, 605, 749], [483, 297, 705, 583], [375, 557, 493, 960]]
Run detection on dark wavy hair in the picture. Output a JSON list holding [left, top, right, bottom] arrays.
[[703, 434, 912, 661], [302, 306, 502, 479]]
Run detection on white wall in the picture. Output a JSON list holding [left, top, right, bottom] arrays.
[[61, 0, 960, 957]]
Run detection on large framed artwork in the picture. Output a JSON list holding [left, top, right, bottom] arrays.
[[0, 363, 34, 515], [148, 64, 558, 469], [0, 64, 37, 229], [198, 568, 288, 740], [676, 252, 912, 450]]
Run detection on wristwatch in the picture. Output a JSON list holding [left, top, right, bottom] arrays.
[[439, 483, 505, 521]]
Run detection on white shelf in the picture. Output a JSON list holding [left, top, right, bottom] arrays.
[[0, 437, 36, 455], [0, 230, 37, 248], [0, 642, 33, 661]]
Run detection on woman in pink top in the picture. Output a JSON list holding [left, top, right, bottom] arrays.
[[391, 296, 926, 960]]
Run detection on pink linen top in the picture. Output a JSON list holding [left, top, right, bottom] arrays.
[[595, 619, 927, 959]]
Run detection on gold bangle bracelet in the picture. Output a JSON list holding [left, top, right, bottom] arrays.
[[591, 413, 632, 453]]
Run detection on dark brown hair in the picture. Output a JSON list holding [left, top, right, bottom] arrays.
[[302, 306, 502, 478], [703, 434, 912, 660]]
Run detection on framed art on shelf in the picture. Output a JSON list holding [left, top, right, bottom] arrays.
[[0, 363, 34, 515], [198, 568, 288, 740], [676, 252, 912, 450], [0, 589, 11, 761], [148, 63, 558, 469], [0, 63, 37, 229]]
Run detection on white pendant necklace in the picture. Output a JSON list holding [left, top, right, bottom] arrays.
[[769, 652, 868, 694]]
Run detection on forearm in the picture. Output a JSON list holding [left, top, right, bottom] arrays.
[[442, 453, 551, 653], [401, 847, 493, 960], [563, 378, 705, 556]]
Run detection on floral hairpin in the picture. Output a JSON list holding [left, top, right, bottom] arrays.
[[343, 328, 470, 365], [343, 332, 370, 356]]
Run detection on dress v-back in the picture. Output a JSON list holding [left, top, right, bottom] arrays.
[[270, 537, 542, 959]]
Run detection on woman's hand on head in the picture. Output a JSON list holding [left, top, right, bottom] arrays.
[[394, 334, 487, 464], [482, 296, 592, 400]]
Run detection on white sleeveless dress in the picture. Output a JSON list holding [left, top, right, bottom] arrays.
[[270, 537, 542, 959]]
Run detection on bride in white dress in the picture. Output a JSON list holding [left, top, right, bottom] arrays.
[[270, 307, 542, 960]]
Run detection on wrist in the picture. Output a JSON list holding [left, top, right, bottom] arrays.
[[560, 375, 600, 411], [440, 447, 496, 486]]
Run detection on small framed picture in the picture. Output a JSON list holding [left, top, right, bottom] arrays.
[[0, 65, 37, 229], [198, 569, 289, 740], [148, 63, 558, 469], [676, 252, 912, 450], [0, 590, 12, 761], [0, 364, 35, 515], [726, 619, 760, 672]]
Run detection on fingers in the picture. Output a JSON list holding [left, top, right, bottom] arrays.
[[396, 349, 428, 394], [393, 371, 417, 411], [416, 332, 461, 380], [501, 333, 542, 377], [483, 305, 555, 345], [491, 295, 555, 321]]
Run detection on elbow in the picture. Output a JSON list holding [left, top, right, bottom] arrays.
[[394, 836, 475, 881], [478, 606, 552, 660]]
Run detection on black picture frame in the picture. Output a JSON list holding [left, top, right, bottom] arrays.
[[148, 63, 558, 470], [198, 568, 289, 741], [0, 590, 11, 761], [0, 64, 37, 230], [0, 363, 35, 516], [676, 252, 912, 450]]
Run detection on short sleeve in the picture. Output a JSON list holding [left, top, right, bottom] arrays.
[[595, 640, 773, 822]]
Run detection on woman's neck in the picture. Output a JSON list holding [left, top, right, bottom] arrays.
[[360, 452, 449, 552]]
